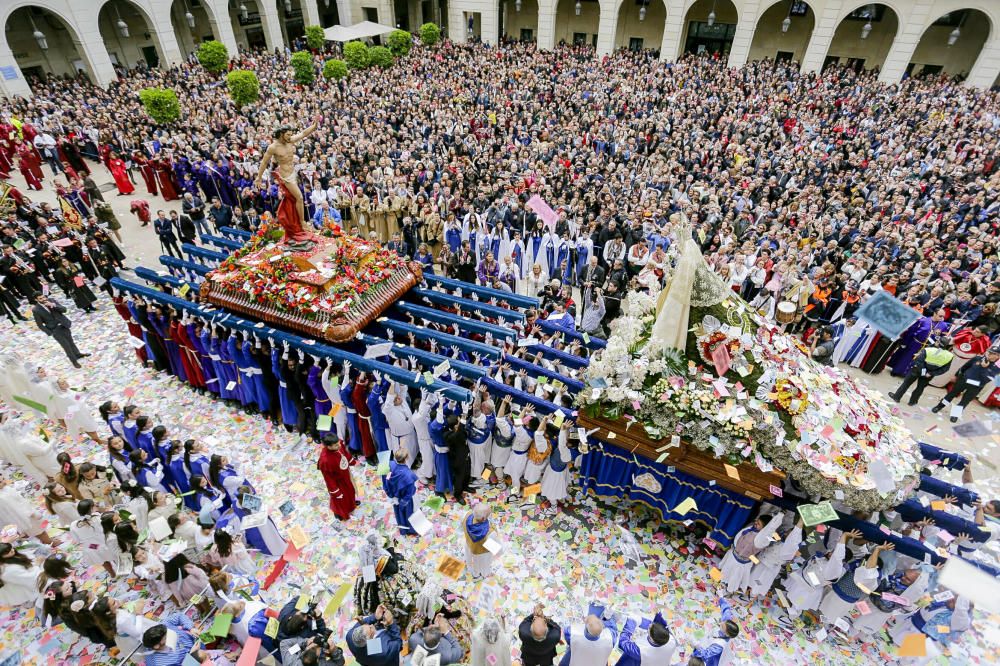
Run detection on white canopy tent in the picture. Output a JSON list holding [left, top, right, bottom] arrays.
[[322, 21, 396, 42]]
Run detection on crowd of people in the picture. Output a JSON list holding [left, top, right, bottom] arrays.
[[0, 29, 998, 664]]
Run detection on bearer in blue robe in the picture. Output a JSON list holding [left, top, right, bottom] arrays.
[[219, 335, 249, 407], [229, 335, 258, 409], [270, 346, 299, 429], [429, 404, 453, 495], [690, 598, 739, 666], [615, 612, 677, 666], [243, 337, 269, 412], [189, 321, 219, 395], [383, 449, 417, 535], [366, 373, 390, 453]]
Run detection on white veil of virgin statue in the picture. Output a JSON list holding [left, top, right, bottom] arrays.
[[648, 216, 730, 353]]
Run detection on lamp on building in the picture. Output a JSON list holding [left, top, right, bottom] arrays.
[[285, 0, 293, 13], [781, 16, 791, 32], [239, 2, 248, 20], [639, 1, 647, 21], [860, 20, 872, 39], [515, 0, 521, 12], [115, 3, 130, 37], [28, 15, 48, 50], [575, 0, 582, 15], [947, 26, 960, 46], [707, 0, 716, 27], [185, 10, 195, 28]]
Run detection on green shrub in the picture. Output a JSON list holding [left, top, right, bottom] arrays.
[[290, 51, 315, 85], [304, 25, 326, 50], [226, 69, 259, 107], [138, 87, 180, 124], [196, 40, 228, 73], [322, 59, 349, 80], [369, 46, 393, 68], [388, 29, 412, 56], [343, 41, 370, 69], [419, 23, 441, 46]]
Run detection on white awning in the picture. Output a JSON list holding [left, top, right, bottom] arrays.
[[322, 21, 396, 42]]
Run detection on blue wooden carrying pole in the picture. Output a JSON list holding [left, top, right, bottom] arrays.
[[376, 318, 501, 360], [218, 226, 253, 241], [109, 278, 472, 403], [200, 235, 242, 253], [422, 273, 540, 310], [355, 332, 487, 381], [395, 302, 517, 342], [408, 288, 525, 324], [535, 319, 607, 350], [133, 266, 184, 289], [159, 255, 210, 280], [181, 243, 227, 265]]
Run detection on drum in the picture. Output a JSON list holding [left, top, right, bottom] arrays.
[[776, 301, 796, 324]]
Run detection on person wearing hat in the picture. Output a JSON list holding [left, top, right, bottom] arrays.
[[932, 347, 1000, 422], [889, 338, 955, 406]]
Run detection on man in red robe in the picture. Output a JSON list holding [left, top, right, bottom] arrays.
[[108, 152, 134, 195], [352, 374, 376, 460], [15, 140, 43, 190], [317, 435, 357, 520], [133, 152, 158, 195]]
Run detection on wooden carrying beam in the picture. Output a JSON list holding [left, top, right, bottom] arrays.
[[577, 413, 785, 501]]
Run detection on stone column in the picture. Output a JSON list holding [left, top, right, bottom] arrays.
[[536, 0, 557, 50], [148, 3, 187, 64], [0, 41, 33, 98], [595, 0, 617, 56], [966, 34, 1000, 89], [205, 0, 241, 55], [337, 0, 353, 25], [798, 0, 845, 74], [726, 0, 760, 69], [878, 0, 931, 84], [408, 0, 424, 29], [659, 0, 685, 61], [300, 0, 324, 26], [258, 1, 286, 51]]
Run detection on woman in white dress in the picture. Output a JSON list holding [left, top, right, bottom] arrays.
[[524, 263, 547, 298], [0, 411, 59, 483], [69, 500, 116, 576], [540, 420, 572, 505], [0, 477, 51, 543], [50, 379, 102, 442], [43, 482, 78, 527], [0, 543, 41, 607], [523, 415, 552, 486]]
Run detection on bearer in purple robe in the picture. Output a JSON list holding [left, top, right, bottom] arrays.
[[888, 309, 948, 377]]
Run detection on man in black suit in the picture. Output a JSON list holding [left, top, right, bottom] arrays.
[[454, 240, 477, 284], [518, 604, 561, 666], [31, 294, 89, 367]]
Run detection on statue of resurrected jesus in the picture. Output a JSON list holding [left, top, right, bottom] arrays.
[[255, 115, 321, 246]]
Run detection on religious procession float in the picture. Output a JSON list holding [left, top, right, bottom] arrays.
[[577, 221, 924, 540]]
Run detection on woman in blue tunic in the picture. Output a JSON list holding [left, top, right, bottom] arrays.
[[99, 401, 125, 440], [182, 439, 210, 511], [189, 474, 225, 523], [163, 440, 190, 498], [242, 337, 270, 414], [129, 449, 168, 493], [135, 416, 157, 463], [209, 454, 255, 510]]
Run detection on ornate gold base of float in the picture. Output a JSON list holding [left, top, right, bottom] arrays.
[[577, 413, 785, 501], [199, 231, 422, 343]]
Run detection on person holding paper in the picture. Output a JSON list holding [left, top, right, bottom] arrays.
[[688, 597, 739, 666], [779, 529, 857, 622], [466, 384, 496, 482], [429, 402, 454, 497], [141, 611, 196, 666], [347, 604, 403, 666], [931, 347, 1000, 422], [849, 567, 928, 638], [463, 502, 495, 580], [384, 382, 418, 465], [540, 416, 573, 507], [748, 517, 803, 598], [410, 389, 436, 484], [69, 499, 117, 576], [887, 593, 972, 650], [817, 541, 893, 626], [384, 448, 418, 535], [408, 619, 464, 666], [317, 434, 357, 521], [718, 512, 783, 596], [559, 603, 618, 666]]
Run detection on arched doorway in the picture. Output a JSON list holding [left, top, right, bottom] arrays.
[[616, 0, 666, 53], [682, 0, 738, 57], [748, 0, 814, 64], [98, 0, 163, 70], [4, 5, 92, 85], [823, 3, 899, 72], [278, 0, 306, 45], [505, 0, 539, 41], [553, 0, 599, 47], [230, 0, 268, 50], [907, 9, 991, 80], [170, 0, 216, 58]]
